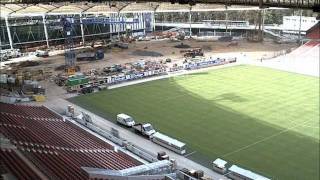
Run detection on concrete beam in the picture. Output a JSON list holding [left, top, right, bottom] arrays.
[[5, 16, 13, 50], [42, 15, 50, 48]]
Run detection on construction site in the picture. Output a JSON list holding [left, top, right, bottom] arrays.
[[1, 1, 308, 101], [0, 0, 319, 180]]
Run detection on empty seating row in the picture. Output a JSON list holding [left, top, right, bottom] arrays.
[[305, 41, 320, 47], [0, 103, 61, 119], [1, 103, 142, 179], [1, 110, 112, 149], [19, 146, 140, 179], [1, 112, 63, 122], [0, 149, 40, 180], [37, 120, 113, 149], [291, 40, 320, 56]]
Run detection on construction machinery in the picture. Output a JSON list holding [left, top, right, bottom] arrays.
[[181, 48, 204, 58], [76, 50, 104, 61], [60, 17, 77, 75], [58, 16, 139, 76]]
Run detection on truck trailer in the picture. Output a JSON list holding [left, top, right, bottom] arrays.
[[76, 50, 104, 61]]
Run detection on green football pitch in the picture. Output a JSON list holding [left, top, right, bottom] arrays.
[[69, 65, 319, 180]]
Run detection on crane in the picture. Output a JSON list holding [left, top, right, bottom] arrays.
[[59, 16, 139, 75]]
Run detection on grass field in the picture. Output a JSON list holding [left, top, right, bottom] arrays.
[[70, 65, 319, 180]]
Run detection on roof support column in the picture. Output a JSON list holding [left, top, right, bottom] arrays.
[[109, 14, 113, 35], [225, 6, 228, 34], [262, 8, 266, 41], [140, 13, 146, 31], [136, 13, 139, 30], [142, 13, 146, 34], [298, 9, 302, 43], [121, 16, 124, 32], [153, 12, 156, 32], [133, 13, 136, 30], [139, 13, 142, 30], [79, 13, 85, 46], [189, 9, 192, 38], [117, 13, 120, 38], [109, 14, 112, 40], [5, 16, 13, 50], [42, 14, 50, 48]]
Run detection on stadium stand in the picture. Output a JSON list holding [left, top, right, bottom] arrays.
[[0, 149, 41, 179], [290, 40, 320, 56], [0, 103, 142, 179]]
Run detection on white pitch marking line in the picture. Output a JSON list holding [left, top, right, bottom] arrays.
[[221, 119, 312, 158], [184, 151, 197, 158]]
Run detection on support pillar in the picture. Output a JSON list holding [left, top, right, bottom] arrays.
[[153, 12, 156, 32], [257, 0, 263, 42], [225, 8, 228, 34], [140, 13, 143, 30], [117, 14, 120, 38], [79, 13, 85, 46], [189, 9, 192, 38], [262, 9, 266, 41], [298, 10, 302, 42], [136, 13, 138, 30], [257, 9, 263, 41], [42, 15, 49, 48], [110, 14, 113, 40], [5, 16, 13, 50], [142, 13, 145, 34]]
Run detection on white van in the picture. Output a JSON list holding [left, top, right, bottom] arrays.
[[117, 113, 135, 127]]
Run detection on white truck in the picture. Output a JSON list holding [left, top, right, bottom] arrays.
[[35, 50, 49, 57], [133, 123, 156, 137], [117, 113, 135, 127]]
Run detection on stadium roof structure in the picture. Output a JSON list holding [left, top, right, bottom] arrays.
[[48, 4, 91, 15], [0, 2, 291, 18], [0, 0, 319, 11], [120, 2, 156, 13], [84, 4, 119, 15]]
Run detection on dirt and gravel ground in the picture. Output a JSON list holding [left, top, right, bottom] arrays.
[[10, 39, 297, 74]]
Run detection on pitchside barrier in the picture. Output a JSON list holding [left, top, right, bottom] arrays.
[[105, 57, 236, 85], [72, 116, 125, 146], [125, 142, 159, 163], [75, 57, 237, 92], [72, 115, 160, 163], [106, 68, 168, 85]]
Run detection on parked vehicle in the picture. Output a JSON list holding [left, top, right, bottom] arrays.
[[117, 113, 135, 127], [77, 50, 104, 61], [80, 85, 93, 94], [98, 85, 107, 90], [133, 123, 156, 137], [35, 50, 49, 57], [181, 48, 204, 58], [157, 151, 169, 160], [115, 42, 129, 49]]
